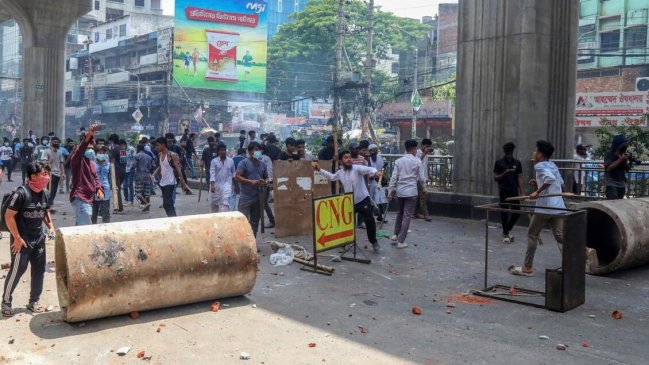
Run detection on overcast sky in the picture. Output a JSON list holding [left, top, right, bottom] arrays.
[[161, 0, 457, 20]]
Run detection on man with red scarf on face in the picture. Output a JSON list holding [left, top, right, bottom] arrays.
[[1, 161, 56, 317]]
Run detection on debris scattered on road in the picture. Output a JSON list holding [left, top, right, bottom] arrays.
[[349, 303, 356, 308], [308, 343, 316, 348], [116, 347, 131, 356], [240, 352, 251, 360], [0, 263, 9, 269], [588, 314, 596, 318], [251, 304, 257, 308], [332, 256, 342, 262], [556, 344, 568, 351], [539, 335, 550, 340], [45, 305, 54, 312], [446, 303, 456, 308], [130, 311, 139, 319], [359, 326, 369, 334], [222, 304, 230, 308], [210, 302, 221, 312], [509, 287, 518, 295], [582, 341, 589, 348], [137, 351, 145, 358], [611, 310, 623, 320], [156, 327, 161, 333], [445, 309, 452, 315], [411, 306, 422, 315], [8, 338, 15, 344]]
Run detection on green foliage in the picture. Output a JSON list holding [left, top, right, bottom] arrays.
[[432, 75, 456, 103], [593, 115, 649, 159], [267, 0, 430, 109]]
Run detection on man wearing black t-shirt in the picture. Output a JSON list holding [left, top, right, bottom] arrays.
[[2, 161, 55, 317], [493, 142, 524, 244], [110, 139, 128, 213], [201, 136, 218, 183], [604, 134, 631, 200]]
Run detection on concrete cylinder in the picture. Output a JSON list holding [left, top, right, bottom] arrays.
[[55, 212, 258, 322], [576, 198, 649, 275]]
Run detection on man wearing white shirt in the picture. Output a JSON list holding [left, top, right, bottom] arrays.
[[314, 150, 383, 253], [209, 143, 236, 213], [415, 139, 432, 221], [509, 140, 565, 277], [388, 140, 424, 248]]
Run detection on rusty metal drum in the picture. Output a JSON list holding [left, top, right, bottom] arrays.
[[55, 212, 258, 322]]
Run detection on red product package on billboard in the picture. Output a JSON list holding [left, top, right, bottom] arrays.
[[205, 30, 239, 82]]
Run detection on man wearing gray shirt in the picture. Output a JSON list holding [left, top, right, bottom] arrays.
[[314, 150, 383, 253], [388, 140, 423, 248]]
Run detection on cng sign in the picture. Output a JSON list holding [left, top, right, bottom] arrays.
[[313, 193, 355, 252]]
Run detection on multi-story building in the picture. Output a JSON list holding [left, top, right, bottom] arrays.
[[576, 0, 649, 146], [436, 3, 458, 82], [0, 19, 22, 135], [267, 0, 309, 39]]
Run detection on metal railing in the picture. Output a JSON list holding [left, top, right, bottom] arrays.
[[381, 154, 454, 192]]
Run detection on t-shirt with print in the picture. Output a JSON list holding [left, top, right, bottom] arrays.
[[111, 148, 128, 175], [7, 186, 49, 242], [236, 158, 267, 204]]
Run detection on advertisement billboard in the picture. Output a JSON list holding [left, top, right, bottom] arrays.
[[173, 0, 268, 93], [575, 91, 649, 127]]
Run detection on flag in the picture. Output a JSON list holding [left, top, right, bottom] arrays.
[[411, 89, 423, 112], [193, 106, 203, 123]]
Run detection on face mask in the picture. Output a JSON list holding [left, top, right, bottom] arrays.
[[253, 151, 263, 160], [42, 141, 48, 146], [28, 175, 49, 193], [96, 153, 108, 162], [84, 149, 96, 160]]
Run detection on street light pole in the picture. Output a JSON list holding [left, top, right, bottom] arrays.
[[412, 46, 418, 139], [118, 68, 140, 106]]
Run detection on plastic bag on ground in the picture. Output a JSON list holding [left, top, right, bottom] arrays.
[[269, 244, 294, 266]]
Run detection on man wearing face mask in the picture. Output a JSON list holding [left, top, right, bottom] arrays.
[[0, 139, 14, 182], [92, 146, 112, 224], [604, 134, 632, 200], [1, 161, 55, 317], [34, 137, 49, 162], [69, 125, 104, 226], [235, 142, 268, 238], [42, 137, 65, 210]]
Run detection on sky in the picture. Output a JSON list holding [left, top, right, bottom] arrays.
[[161, 0, 457, 20]]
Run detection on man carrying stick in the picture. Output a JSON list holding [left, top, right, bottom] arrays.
[[509, 140, 565, 277]]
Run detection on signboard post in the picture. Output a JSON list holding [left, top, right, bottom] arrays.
[[304, 193, 370, 275]]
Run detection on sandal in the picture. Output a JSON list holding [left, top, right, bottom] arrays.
[[508, 265, 534, 277], [26, 301, 44, 313], [2, 303, 13, 317]]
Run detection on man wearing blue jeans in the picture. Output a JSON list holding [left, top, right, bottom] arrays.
[[69, 125, 104, 226]]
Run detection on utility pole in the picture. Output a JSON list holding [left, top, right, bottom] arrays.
[[361, 0, 374, 139], [412, 46, 419, 139], [333, 0, 344, 154]]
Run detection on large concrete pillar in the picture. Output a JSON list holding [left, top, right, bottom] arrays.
[[0, 0, 90, 138], [454, 0, 579, 195]]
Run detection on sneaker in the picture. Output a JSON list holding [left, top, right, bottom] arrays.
[[397, 242, 408, 249], [265, 222, 275, 229], [372, 242, 381, 253], [125, 201, 134, 207], [141, 202, 151, 211], [502, 235, 511, 244], [390, 234, 398, 241]]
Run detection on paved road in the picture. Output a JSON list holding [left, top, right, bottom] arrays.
[[0, 178, 647, 364]]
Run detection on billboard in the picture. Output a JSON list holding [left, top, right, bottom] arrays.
[[575, 91, 649, 127], [173, 0, 267, 93]]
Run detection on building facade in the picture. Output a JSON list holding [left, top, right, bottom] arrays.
[[267, 0, 308, 39]]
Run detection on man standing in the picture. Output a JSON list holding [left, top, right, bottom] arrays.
[[296, 139, 314, 161], [133, 143, 153, 212], [260, 145, 275, 228], [318, 135, 335, 161], [349, 142, 367, 166], [91, 147, 112, 224], [509, 140, 565, 277], [63, 139, 75, 193], [235, 142, 268, 238], [243, 130, 257, 150], [573, 144, 588, 194], [33, 137, 49, 162], [313, 150, 383, 253], [42, 137, 65, 210], [152, 137, 190, 217], [388, 140, 423, 249], [604, 135, 631, 200], [414, 139, 432, 221], [110, 139, 128, 213], [70, 125, 104, 226], [1, 161, 55, 317], [122, 141, 136, 206], [279, 138, 299, 160], [181, 130, 199, 179], [0, 140, 14, 181], [265, 134, 282, 161], [368, 144, 388, 222], [201, 136, 218, 181], [18, 138, 34, 185], [209, 143, 236, 213], [493, 142, 524, 244]]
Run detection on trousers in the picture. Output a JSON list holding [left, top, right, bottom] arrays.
[[2, 236, 46, 306]]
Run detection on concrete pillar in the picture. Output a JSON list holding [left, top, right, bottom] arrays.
[[1, 0, 90, 138], [454, 0, 579, 195]]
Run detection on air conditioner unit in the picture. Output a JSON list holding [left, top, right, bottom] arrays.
[[636, 77, 649, 92]]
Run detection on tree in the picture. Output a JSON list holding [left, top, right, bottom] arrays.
[[267, 0, 430, 118], [432, 75, 456, 103]]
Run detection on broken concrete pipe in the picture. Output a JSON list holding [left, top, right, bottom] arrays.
[[55, 212, 258, 322], [576, 198, 649, 275]]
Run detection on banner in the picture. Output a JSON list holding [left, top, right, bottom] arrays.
[[575, 92, 649, 116], [312, 194, 355, 253], [574, 115, 647, 128], [174, 0, 267, 93]]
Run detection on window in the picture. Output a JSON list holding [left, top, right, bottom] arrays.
[[294, 0, 299, 12], [600, 30, 620, 51], [107, 0, 124, 3], [94, 32, 99, 42], [278, 0, 282, 13], [94, 0, 100, 10], [119, 24, 127, 37], [65, 91, 72, 103], [106, 28, 112, 40], [135, 0, 144, 7], [391, 62, 399, 74], [106, 7, 124, 20], [151, 0, 161, 9], [625, 26, 647, 49]]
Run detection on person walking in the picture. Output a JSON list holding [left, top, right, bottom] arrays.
[[18, 138, 34, 185], [134, 143, 154, 212], [509, 140, 565, 277], [260, 145, 275, 228], [235, 142, 268, 238], [0, 140, 14, 182], [152, 137, 190, 217], [1, 161, 55, 317], [42, 137, 65, 211], [69, 125, 104, 226], [313, 150, 383, 253], [110, 139, 128, 213], [493, 142, 524, 243], [122, 141, 136, 206], [91, 147, 112, 224], [209, 143, 236, 212], [388, 140, 423, 249]]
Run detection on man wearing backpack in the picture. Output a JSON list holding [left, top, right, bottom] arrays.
[[1, 161, 55, 317]]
